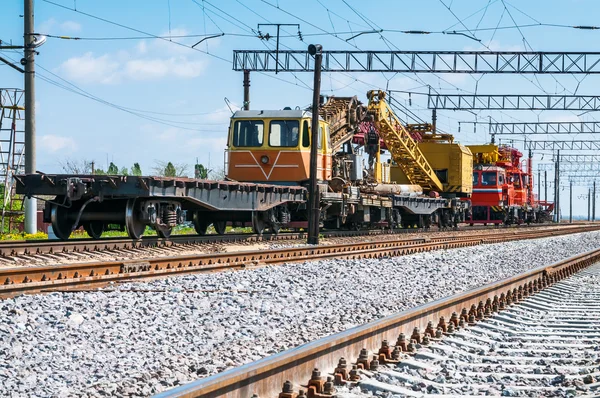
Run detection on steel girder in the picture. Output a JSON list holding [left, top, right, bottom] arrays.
[[525, 141, 600, 151], [233, 50, 600, 74], [489, 121, 600, 135], [428, 94, 600, 110]]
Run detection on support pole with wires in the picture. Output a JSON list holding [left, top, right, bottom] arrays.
[[24, 0, 37, 233], [589, 188, 592, 221], [594, 181, 597, 222], [569, 180, 572, 224], [544, 170, 547, 203], [307, 44, 322, 245], [537, 170, 540, 203], [243, 70, 250, 110]]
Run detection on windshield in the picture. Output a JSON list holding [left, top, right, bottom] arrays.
[[513, 175, 522, 188], [269, 120, 299, 147], [481, 171, 497, 186], [472, 172, 479, 186], [232, 120, 264, 147]]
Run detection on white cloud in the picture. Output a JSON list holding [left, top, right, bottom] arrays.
[[60, 21, 82, 32], [60, 52, 120, 84], [38, 18, 82, 33], [60, 51, 205, 84], [37, 18, 57, 33], [136, 41, 148, 55], [125, 57, 204, 80], [40, 135, 77, 153]]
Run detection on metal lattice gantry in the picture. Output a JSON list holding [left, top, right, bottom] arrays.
[[560, 154, 600, 163], [489, 121, 600, 135], [525, 140, 600, 151], [560, 175, 600, 184], [0, 89, 25, 232], [536, 163, 600, 172], [428, 94, 600, 110], [232, 50, 600, 73]]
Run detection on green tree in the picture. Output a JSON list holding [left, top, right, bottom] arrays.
[[107, 162, 119, 175], [164, 162, 177, 177], [195, 164, 209, 179], [94, 168, 106, 175], [152, 161, 188, 177], [130, 163, 142, 176], [119, 167, 129, 176]]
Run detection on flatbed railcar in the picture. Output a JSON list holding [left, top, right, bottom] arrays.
[[15, 174, 306, 240], [15, 90, 474, 240]]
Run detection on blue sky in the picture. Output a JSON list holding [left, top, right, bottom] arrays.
[[2, 0, 600, 215]]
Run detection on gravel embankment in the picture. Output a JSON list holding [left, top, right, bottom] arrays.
[[1, 231, 599, 397]]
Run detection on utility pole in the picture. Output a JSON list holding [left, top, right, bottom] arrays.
[[307, 44, 322, 245], [594, 181, 597, 222], [569, 180, 572, 223], [537, 170, 540, 202], [243, 70, 250, 110], [589, 188, 591, 221], [544, 170, 547, 203], [555, 150, 560, 222], [554, 155, 560, 223], [24, 0, 37, 233]]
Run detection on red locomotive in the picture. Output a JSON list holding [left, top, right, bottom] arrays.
[[467, 144, 553, 225]]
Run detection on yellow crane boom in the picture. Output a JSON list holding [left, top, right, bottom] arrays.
[[367, 90, 444, 192]]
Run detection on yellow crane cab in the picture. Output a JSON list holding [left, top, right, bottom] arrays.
[[226, 109, 332, 184]]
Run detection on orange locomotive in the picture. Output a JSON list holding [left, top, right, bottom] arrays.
[[467, 144, 552, 225], [227, 109, 332, 184]]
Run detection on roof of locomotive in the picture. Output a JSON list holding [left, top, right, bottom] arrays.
[[474, 164, 506, 172], [231, 109, 317, 119]]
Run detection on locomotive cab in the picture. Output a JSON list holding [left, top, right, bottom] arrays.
[[226, 110, 332, 185]]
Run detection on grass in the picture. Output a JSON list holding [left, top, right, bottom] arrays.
[[0, 224, 254, 241]]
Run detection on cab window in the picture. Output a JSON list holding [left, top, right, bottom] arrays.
[[498, 174, 505, 185], [269, 120, 300, 147], [318, 126, 323, 150], [481, 172, 497, 186], [302, 120, 310, 148], [513, 175, 522, 188], [472, 172, 479, 186], [232, 120, 264, 147]]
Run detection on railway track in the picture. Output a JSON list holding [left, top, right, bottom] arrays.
[[0, 224, 598, 298], [0, 222, 587, 257], [152, 240, 600, 398], [353, 264, 600, 397]]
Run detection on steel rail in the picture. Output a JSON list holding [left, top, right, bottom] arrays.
[[0, 224, 597, 298], [0, 222, 586, 257], [154, 239, 600, 398]]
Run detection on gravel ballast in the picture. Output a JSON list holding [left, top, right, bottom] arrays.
[[1, 231, 600, 397]]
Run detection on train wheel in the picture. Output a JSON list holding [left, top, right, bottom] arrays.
[[84, 221, 104, 239], [270, 223, 281, 235], [193, 212, 208, 235], [125, 198, 146, 240], [50, 199, 72, 240], [157, 227, 172, 239], [252, 212, 266, 235], [213, 221, 226, 235]]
